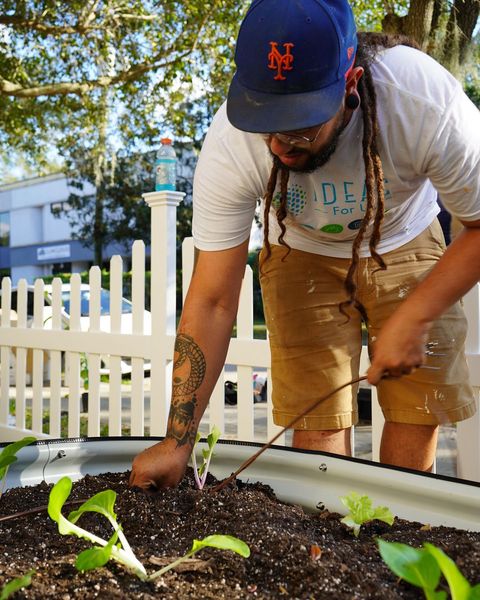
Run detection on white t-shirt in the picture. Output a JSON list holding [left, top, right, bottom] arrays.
[[192, 45, 480, 258]]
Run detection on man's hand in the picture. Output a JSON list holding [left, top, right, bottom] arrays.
[[367, 311, 431, 385], [129, 438, 192, 492]]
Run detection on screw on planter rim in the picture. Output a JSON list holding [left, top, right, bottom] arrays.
[[211, 374, 368, 493]]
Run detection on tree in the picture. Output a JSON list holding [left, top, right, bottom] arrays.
[[366, 0, 480, 76], [0, 0, 246, 261]]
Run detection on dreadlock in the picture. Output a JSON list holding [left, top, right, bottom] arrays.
[[260, 32, 420, 321]]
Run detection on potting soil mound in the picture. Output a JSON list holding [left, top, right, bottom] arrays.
[[1, 469, 479, 599]]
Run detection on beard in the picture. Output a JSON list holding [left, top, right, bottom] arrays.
[[270, 114, 346, 174]]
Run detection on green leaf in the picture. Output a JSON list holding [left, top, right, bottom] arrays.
[[0, 455, 17, 476], [68, 490, 117, 524], [0, 437, 36, 480], [424, 543, 472, 600], [378, 539, 441, 590], [340, 492, 374, 523], [0, 570, 35, 600], [48, 477, 73, 524], [75, 530, 119, 572], [207, 425, 221, 450], [468, 584, 480, 599], [372, 505, 395, 526], [340, 492, 394, 535], [190, 535, 250, 558]]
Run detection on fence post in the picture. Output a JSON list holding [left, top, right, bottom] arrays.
[[142, 191, 185, 436], [457, 284, 480, 481]]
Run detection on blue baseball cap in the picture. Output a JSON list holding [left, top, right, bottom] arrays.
[[227, 0, 357, 133]]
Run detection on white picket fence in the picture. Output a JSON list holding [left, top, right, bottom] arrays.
[[1, 189, 480, 480]]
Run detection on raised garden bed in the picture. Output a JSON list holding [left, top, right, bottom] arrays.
[[1, 439, 480, 598]]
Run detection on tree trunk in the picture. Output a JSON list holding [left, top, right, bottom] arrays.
[[443, 0, 480, 72], [92, 88, 109, 267], [93, 185, 105, 267], [404, 0, 436, 49], [427, 0, 444, 53]]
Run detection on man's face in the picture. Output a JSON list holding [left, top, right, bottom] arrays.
[[264, 107, 346, 173]]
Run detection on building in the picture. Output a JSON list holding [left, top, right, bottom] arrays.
[[0, 173, 99, 284], [0, 145, 200, 284]]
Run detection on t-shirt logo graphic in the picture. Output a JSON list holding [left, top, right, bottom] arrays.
[[268, 42, 294, 80]]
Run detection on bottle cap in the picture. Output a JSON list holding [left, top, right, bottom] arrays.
[[160, 138, 172, 144]]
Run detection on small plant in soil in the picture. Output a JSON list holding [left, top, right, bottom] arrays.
[[0, 570, 34, 600], [340, 491, 395, 536], [378, 539, 480, 600], [48, 476, 250, 581], [0, 436, 36, 498], [191, 425, 221, 490]]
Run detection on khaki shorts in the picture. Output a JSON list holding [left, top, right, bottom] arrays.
[[259, 219, 475, 430]]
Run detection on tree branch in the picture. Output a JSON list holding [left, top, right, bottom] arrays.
[[0, 5, 211, 99], [0, 49, 182, 97], [0, 15, 97, 34]]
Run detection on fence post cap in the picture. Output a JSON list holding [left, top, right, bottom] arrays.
[[142, 190, 185, 207]]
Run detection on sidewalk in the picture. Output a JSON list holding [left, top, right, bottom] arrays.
[[199, 401, 458, 478], [7, 379, 457, 478]]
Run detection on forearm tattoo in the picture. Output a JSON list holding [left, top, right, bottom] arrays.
[[166, 333, 206, 449]]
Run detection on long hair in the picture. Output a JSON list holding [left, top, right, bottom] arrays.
[[260, 32, 420, 321]]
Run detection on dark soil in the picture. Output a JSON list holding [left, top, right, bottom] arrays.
[[1, 469, 480, 599]]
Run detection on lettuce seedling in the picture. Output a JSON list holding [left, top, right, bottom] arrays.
[[149, 534, 251, 579], [48, 476, 148, 579], [340, 492, 394, 536], [378, 539, 480, 600], [48, 476, 250, 582], [0, 570, 35, 600], [0, 437, 36, 498], [191, 425, 221, 490]]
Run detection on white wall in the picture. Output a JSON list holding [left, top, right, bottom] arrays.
[[42, 204, 72, 242], [10, 207, 44, 247]]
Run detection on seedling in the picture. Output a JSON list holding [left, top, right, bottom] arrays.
[[48, 476, 148, 579], [0, 570, 35, 600], [340, 492, 394, 537], [0, 437, 36, 498], [378, 539, 480, 600], [191, 425, 221, 490], [148, 534, 250, 579], [48, 476, 250, 581]]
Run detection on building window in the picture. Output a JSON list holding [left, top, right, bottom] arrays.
[[50, 200, 72, 216], [0, 212, 10, 247]]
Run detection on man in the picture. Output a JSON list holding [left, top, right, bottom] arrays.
[[130, 0, 480, 491]]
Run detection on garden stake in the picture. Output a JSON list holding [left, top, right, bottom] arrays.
[[211, 374, 368, 493]]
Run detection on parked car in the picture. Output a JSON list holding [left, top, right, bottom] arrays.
[[44, 283, 152, 336], [2, 283, 152, 376]]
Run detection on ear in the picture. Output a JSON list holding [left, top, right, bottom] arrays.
[[346, 66, 364, 94]]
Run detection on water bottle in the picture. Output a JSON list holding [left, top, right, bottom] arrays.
[[155, 138, 177, 191]]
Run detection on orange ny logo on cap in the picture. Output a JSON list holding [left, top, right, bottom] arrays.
[[268, 42, 294, 80]]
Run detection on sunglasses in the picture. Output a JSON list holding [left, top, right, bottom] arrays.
[[261, 122, 326, 146]]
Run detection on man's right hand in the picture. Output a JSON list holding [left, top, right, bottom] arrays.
[[129, 438, 192, 492]]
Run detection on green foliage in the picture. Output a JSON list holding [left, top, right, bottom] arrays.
[[378, 539, 480, 599], [48, 476, 250, 581], [0, 571, 35, 600], [0, 436, 36, 497], [465, 83, 480, 108], [340, 492, 395, 536], [191, 425, 221, 490]]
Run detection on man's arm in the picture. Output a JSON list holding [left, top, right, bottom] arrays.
[[368, 219, 480, 384], [129, 240, 250, 490]]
